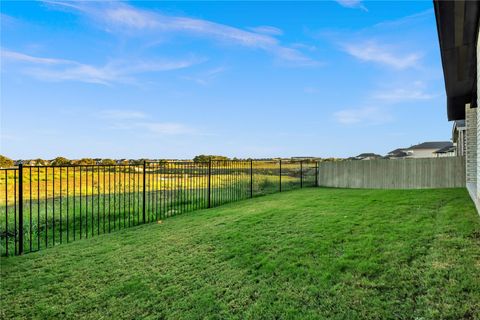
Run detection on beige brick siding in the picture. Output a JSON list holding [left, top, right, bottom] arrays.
[[477, 27, 480, 202], [466, 104, 477, 185]]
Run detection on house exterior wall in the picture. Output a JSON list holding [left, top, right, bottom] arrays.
[[455, 128, 466, 156], [463, 25, 480, 212], [405, 149, 441, 158], [476, 27, 480, 206], [466, 103, 477, 191], [435, 151, 455, 157]]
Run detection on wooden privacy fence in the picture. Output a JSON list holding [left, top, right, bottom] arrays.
[[317, 157, 465, 189]]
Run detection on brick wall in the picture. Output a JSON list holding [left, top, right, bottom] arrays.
[[466, 103, 477, 186], [477, 27, 480, 202]]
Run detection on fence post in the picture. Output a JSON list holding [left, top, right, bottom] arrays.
[[250, 159, 253, 198], [207, 160, 212, 208], [142, 161, 146, 223], [18, 164, 24, 255], [279, 159, 282, 192], [300, 161, 303, 188], [315, 161, 319, 187]]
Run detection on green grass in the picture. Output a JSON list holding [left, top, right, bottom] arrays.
[[0, 175, 312, 256], [1, 188, 479, 319]]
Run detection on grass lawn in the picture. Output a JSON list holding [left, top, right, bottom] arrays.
[[1, 188, 479, 319]]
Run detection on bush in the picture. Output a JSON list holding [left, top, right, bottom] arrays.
[[0, 155, 14, 168], [33, 158, 48, 166], [75, 158, 95, 165], [193, 155, 229, 163], [129, 159, 149, 165], [100, 159, 116, 166], [51, 157, 71, 166]]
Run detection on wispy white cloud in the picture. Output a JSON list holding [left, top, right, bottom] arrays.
[[372, 9, 433, 30], [26, 65, 121, 85], [315, 10, 428, 70], [103, 5, 159, 29], [273, 47, 319, 66], [315, 10, 436, 127], [2, 49, 114, 84], [373, 89, 436, 103], [291, 43, 317, 52], [1, 49, 202, 85], [335, 0, 368, 11], [96, 109, 197, 136], [334, 106, 392, 125], [0, 13, 24, 27], [2, 49, 71, 65], [181, 67, 227, 86], [341, 41, 422, 69], [43, 1, 318, 66], [248, 25, 283, 36], [371, 81, 437, 103]]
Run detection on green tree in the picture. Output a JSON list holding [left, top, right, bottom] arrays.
[[193, 155, 229, 163], [75, 158, 95, 165], [129, 159, 149, 165], [100, 159, 116, 166], [33, 158, 47, 166], [51, 157, 71, 166], [0, 155, 14, 168]]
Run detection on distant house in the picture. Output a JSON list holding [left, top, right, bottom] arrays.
[[290, 157, 321, 162], [25, 159, 49, 166], [452, 120, 466, 156], [404, 141, 454, 158], [352, 153, 382, 160], [291, 157, 318, 161], [387, 141, 454, 159], [385, 148, 409, 159], [434, 145, 456, 157]]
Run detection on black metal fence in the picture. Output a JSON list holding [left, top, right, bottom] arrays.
[[0, 160, 318, 256]]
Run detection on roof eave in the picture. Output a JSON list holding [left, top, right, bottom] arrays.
[[434, 0, 479, 121]]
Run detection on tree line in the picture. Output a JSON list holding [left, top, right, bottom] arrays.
[[0, 154, 342, 168], [0, 156, 152, 168]]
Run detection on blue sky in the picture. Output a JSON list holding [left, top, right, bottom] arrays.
[[1, 0, 450, 159]]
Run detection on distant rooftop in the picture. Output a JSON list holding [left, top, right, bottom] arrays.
[[387, 148, 406, 155], [386, 149, 409, 158], [291, 157, 317, 159], [355, 153, 382, 158], [407, 141, 453, 150], [434, 145, 456, 154]]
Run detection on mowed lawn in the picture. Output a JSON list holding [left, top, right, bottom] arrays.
[[1, 188, 479, 319]]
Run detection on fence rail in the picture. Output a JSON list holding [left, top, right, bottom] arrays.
[[0, 160, 317, 256]]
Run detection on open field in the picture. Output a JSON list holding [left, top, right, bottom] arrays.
[[1, 161, 317, 256], [1, 188, 479, 319], [0, 161, 314, 204]]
